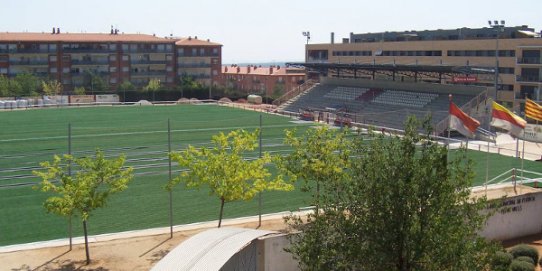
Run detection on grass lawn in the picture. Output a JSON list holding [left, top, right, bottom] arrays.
[[0, 104, 539, 246]]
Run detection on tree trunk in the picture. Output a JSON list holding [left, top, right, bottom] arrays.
[[83, 220, 90, 265], [218, 197, 225, 228]]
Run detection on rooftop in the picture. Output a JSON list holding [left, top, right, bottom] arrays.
[[347, 25, 540, 44], [222, 65, 305, 76], [0, 32, 175, 43], [175, 37, 222, 46]]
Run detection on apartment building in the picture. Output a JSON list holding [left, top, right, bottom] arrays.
[[306, 25, 542, 112], [0, 29, 221, 91], [219, 65, 305, 96], [176, 37, 222, 87]]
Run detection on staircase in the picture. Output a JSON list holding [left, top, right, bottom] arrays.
[[274, 80, 317, 111]]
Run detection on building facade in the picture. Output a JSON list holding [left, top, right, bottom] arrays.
[[306, 25, 542, 113], [0, 30, 221, 92], [176, 37, 222, 87], [219, 65, 305, 97]]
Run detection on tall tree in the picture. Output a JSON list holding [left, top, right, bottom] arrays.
[[34, 150, 133, 265], [0, 75, 9, 97], [167, 129, 293, 227], [286, 117, 499, 271]]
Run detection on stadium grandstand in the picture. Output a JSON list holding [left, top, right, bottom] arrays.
[[276, 63, 492, 135]]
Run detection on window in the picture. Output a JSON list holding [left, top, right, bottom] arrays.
[[178, 48, 184, 56], [110, 77, 117, 83], [166, 66, 173, 72], [122, 44, 129, 51], [212, 48, 218, 55], [110, 55, 117, 61], [212, 58, 218, 64], [166, 54, 173, 61], [63, 67, 70, 73], [0, 68, 7, 74], [109, 66, 117, 72], [157, 44, 165, 51], [122, 66, 129, 72], [109, 44, 117, 51], [192, 48, 197, 56], [166, 77, 173, 83], [49, 55, 57, 62], [50, 67, 57, 73], [200, 48, 205, 56], [130, 44, 138, 52], [166, 44, 173, 51], [212, 69, 218, 76], [122, 55, 129, 61]]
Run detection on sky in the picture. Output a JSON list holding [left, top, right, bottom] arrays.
[[1, 0, 541, 64]]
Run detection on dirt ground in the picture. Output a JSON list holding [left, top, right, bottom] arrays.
[[0, 218, 289, 271], [3, 217, 542, 271]]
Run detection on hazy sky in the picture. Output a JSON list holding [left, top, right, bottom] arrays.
[[1, 0, 541, 63]]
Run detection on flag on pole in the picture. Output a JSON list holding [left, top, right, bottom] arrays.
[[490, 101, 526, 137], [525, 98, 542, 122], [449, 102, 480, 138]]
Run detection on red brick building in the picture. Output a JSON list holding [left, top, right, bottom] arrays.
[[0, 30, 221, 91], [219, 65, 305, 96]]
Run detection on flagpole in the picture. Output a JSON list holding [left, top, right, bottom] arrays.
[[521, 138, 525, 183]]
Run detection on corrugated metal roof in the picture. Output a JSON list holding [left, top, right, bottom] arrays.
[[151, 227, 276, 271]]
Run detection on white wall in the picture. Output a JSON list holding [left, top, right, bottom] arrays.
[[257, 234, 299, 271], [480, 191, 542, 240]]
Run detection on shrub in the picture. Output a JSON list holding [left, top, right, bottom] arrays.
[[509, 244, 539, 264], [509, 260, 535, 271], [516, 256, 535, 265], [491, 251, 513, 268]]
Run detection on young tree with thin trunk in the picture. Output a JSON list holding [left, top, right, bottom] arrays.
[[34, 150, 133, 265], [167, 129, 293, 227]]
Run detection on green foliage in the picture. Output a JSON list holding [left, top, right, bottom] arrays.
[[285, 117, 500, 271], [33, 149, 134, 221], [73, 86, 86, 95], [492, 251, 514, 269], [14, 73, 40, 96], [168, 129, 293, 227], [510, 244, 539, 264], [41, 80, 63, 96], [516, 256, 535, 265], [118, 80, 134, 92], [510, 260, 535, 271]]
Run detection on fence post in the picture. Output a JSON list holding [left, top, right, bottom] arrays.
[[258, 114, 263, 228], [68, 123, 72, 251], [168, 119, 173, 238]]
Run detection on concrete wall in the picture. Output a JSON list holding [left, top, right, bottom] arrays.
[[480, 191, 542, 240], [257, 234, 299, 271]]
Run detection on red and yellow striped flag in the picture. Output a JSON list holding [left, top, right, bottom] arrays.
[[525, 99, 542, 122]]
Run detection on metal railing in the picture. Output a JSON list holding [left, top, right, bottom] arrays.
[[517, 57, 541, 65], [272, 80, 317, 106]]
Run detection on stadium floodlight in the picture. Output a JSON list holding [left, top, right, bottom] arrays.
[[302, 31, 311, 44], [487, 19, 506, 104]]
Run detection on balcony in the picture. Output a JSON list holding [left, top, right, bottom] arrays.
[[2, 49, 51, 54], [9, 60, 49, 65], [517, 57, 541, 65], [177, 63, 211, 68], [63, 48, 112, 54], [516, 75, 541, 83], [131, 71, 167, 76], [130, 60, 169, 65], [71, 59, 109, 65]]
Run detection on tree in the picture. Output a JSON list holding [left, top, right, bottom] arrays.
[[143, 78, 161, 102], [13, 73, 39, 96], [0, 75, 9, 97], [41, 80, 63, 96], [118, 80, 134, 102], [278, 126, 351, 214], [73, 86, 86, 95], [286, 117, 499, 271], [34, 150, 133, 265], [167, 129, 293, 227]]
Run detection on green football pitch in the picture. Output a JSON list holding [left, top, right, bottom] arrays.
[[0, 104, 539, 246]]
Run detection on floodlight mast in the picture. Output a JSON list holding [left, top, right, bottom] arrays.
[[302, 31, 311, 62], [488, 20, 505, 105]]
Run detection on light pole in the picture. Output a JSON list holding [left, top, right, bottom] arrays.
[[488, 20, 505, 103], [302, 31, 310, 62]]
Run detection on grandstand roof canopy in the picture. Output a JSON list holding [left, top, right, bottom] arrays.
[[286, 62, 495, 75]]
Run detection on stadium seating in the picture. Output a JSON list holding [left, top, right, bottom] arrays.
[[281, 83, 477, 132]]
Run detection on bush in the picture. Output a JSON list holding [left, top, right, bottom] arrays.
[[509, 260, 535, 271], [516, 256, 535, 265], [492, 251, 513, 268], [509, 244, 539, 264]]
